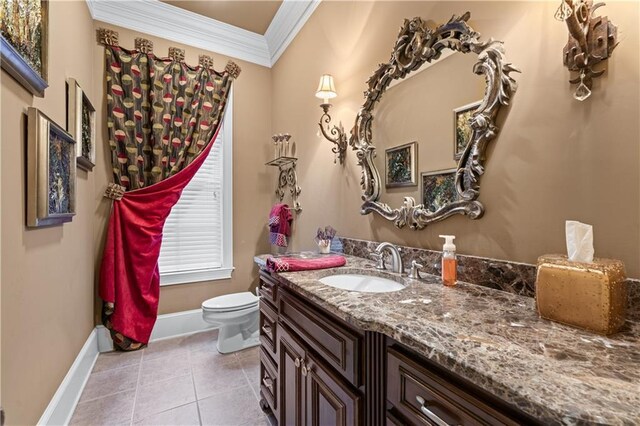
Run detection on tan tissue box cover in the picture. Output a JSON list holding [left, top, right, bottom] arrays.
[[536, 255, 627, 335]]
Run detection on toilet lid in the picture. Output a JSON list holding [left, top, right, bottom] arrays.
[[202, 292, 259, 312]]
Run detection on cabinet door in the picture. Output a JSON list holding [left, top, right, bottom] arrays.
[[279, 325, 306, 426], [305, 353, 362, 426]]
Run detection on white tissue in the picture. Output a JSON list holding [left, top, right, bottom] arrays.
[[565, 220, 594, 263]]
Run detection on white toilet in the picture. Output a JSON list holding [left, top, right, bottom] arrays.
[[202, 292, 260, 354]]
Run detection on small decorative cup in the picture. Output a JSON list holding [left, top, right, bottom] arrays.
[[317, 240, 331, 254]]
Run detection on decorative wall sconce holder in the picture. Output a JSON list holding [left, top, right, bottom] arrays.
[[315, 74, 348, 165], [266, 134, 302, 213], [555, 0, 618, 101], [318, 103, 348, 165]]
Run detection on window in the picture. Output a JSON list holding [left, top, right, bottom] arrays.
[[158, 96, 233, 286]]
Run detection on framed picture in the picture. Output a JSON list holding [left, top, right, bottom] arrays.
[[27, 107, 76, 227], [421, 169, 457, 213], [67, 78, 96, 171], [385, 141, 417, 187], [453, 101, 481, 160], [0, 0, 48, 97]]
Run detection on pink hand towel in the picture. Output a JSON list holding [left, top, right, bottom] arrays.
[[267, 255, 346, 273]]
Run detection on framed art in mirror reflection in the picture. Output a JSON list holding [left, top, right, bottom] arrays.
[[421, 169, 457, 213], [385, 141, 417, 188], [453, 100, 481, 161]]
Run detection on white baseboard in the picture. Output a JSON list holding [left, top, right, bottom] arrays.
[[96, 308, 216, 352], [37, 329, 99, 426], [149, 308, 217, 342], [40, 309, 216, 425]]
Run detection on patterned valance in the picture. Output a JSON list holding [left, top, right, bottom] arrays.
[[95, 28, 242, 77], [98, 29, 242, 192]]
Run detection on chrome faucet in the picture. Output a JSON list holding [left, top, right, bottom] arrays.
[[373, 242, 404, 274]]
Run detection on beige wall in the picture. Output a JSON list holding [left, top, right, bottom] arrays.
[[0, 1, 96, 424], [272, 1, 640, 278], [91, 23, 273, 316]]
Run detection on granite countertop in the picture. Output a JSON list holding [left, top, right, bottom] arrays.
[[255, 254, 640, 425]]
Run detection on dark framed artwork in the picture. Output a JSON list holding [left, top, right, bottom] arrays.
[[421, 169, 457, 213], [453, 100, 481, 160], [67, 78, 96, 171], [0, 0, 48, 97], [27, 107, 76, 227], [385, 141, 417, 187]]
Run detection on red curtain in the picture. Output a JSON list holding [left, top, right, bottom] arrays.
[[98, 38, 240, 350], [100, 129, 218, 347]]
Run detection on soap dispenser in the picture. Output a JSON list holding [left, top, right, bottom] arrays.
[[439, 235, 457, 286]]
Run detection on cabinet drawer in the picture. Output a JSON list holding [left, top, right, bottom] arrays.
[[259, 300, 278, 357], [259, 271, 278, 307], [279, 290, 363, 387], [260, 347, 279, 417], [387, 346, 519, 426]]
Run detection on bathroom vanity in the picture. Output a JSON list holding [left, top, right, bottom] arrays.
[[255, 254, 640, 426]]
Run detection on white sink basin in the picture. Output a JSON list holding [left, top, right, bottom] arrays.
[[319, 274, 405, 293]]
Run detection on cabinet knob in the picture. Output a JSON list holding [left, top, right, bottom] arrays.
[[301, 361, 313, 377], [261, 323, 272, 334], [294, 358, 301, 368]]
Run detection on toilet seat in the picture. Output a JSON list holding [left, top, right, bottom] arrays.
[[202, 292, 259, 313]]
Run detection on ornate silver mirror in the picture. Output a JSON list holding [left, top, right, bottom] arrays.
[[349, 13, 519, 229]]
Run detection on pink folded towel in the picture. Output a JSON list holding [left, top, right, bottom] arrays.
[[266, 255, 346, 273]]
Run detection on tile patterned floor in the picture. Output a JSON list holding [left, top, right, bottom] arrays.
[[70, 330, 273, 426]]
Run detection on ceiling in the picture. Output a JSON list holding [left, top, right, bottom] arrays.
[[161, 1, 283, 35], [87, 0, 321, 67]]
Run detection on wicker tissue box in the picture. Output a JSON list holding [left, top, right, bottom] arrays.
[[536, 254, 627, 335]]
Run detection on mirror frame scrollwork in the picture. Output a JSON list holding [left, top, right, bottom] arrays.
[[349, 12, 520, 229]]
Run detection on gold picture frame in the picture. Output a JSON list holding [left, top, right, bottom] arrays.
[[453, 100, 481, 161], [27, 107, 76, 227], [0, 0, 48, 96], [67, 78, 96, 171]]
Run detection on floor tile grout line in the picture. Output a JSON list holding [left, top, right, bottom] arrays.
[[239, 359, 261, 402], [133, 401, 198, 425], [189, 351, 205, 426], [76, 363, 141, 405], [84, 360, 142, 378], [129, 349, 145, 426], [92, 354, 143, 374]]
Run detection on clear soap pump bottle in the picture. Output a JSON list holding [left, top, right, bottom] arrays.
[[439, 235, 457, 286]]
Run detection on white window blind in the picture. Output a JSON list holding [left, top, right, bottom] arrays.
[[158, 97, 234, 285]]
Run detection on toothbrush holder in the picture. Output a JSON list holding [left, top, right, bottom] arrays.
[[317, 240, 331, 254]]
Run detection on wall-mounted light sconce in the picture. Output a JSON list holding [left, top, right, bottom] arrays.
[[316, 74, 348, 164], [554, 0, 618, 101]]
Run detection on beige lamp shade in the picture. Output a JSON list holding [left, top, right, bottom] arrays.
[[315, 74, 337, 101]]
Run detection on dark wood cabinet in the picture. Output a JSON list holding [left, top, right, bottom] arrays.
[[305, 351, 362, 426], [258, 270, 537, 426], [259, 299, 278, 356], [276, 300, 363, 426], [278, 290, 363, 387], [278, 325, 306, 426], [386, 346, 525, 426], [259, 348, 279, 418]]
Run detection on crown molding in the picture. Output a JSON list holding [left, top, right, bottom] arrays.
[[265, 0, 321, 65], [85, 0, 320, 68], [86, 0, 270, 67]]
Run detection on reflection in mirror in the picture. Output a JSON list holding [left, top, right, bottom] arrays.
[[349, 13, 519, 229], [373, 52, 485, 212]]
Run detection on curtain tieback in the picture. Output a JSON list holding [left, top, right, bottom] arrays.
[[104, 183, 126, 200]]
